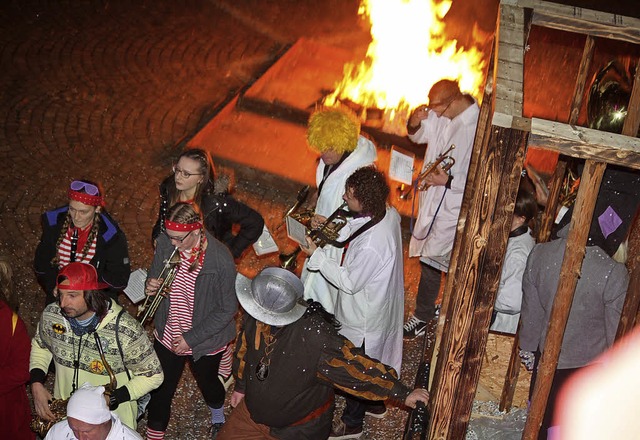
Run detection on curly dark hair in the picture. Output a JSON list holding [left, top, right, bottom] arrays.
[[345, 166, 389, 219]]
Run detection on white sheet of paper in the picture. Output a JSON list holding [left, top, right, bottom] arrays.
[[286, 216, 309, 246], [389, 146, 415, 185], [253, 225, 279, 256], [124, 268, 148, 304]]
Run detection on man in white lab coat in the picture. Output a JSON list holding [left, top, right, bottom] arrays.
[[403, 79, 479, 340], [302, 166, 403, 439]]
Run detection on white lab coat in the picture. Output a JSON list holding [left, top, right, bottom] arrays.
[[306, 207, 404, 374], [301, 135, 377, 313], [490, 228, 535, 334], [408, 101, 479, 260]]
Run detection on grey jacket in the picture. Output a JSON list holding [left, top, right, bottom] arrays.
[[520, 230, 629, 369], [149, 231, 238, 361]]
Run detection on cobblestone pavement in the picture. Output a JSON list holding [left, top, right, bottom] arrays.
[[0, 1, 425, 438]]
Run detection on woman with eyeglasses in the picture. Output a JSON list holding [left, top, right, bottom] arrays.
[[151, 148, 264, 260], [145, 202, 237, 439], [34, 179, 130, 305]]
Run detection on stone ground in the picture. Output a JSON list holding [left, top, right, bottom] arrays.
[[0, 1, 538, 438]]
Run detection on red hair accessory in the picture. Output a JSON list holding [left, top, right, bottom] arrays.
[[165, 219, 202, 232], [68, 189, 104, 207]]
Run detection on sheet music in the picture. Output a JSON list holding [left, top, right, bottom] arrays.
[[286, 216, 309, 246], [124, 268, 147, 304], [389, 146, 415, 185]]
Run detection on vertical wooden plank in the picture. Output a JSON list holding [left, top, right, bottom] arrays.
[[621, 55, 640, 137], [616, 212, 640, 339], [522, 159, 607, 440], [500, 35, 594, 411], [568, 35, 595, 124], [426, 38, 498, 438], [427, 39, 497, 390], [449, 127, 528, 439], [614, 59, 640, 339], [499, 329, 521, 412], [536, 160, 566, 243], [428, 123, 502, 439]]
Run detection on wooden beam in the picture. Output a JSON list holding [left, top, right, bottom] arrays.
[[568, 35, 595, 125], [622, 58, 640, 140], [449, 126, 529, 439], [427, 38, 497, 432], [500, 0, 640, 44], [529, 118, 640, 170], [522, 159, 607, 439], [495, 3, 525, 117], [616, 211, 640, 340]]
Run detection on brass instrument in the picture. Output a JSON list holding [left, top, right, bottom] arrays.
[[137, 246, 180, 326], [399, 144, 456, 200], [30, 333, 118, 437], [30, 397, 68, 438], [280, 203, 350, 270]]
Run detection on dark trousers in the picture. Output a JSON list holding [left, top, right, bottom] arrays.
[[530, 354, 580, 440], [342, 396, 385, 429], [415, 263, 442, 322], [147, 339, 225, 431]]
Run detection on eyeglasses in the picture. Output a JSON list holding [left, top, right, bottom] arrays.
[[70, 180, 100, 196], [166, 230, 192, 243], [166, 230, 193, 243], [173, 166, 203, 179]]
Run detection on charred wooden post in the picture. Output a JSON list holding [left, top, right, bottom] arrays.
[[522, 159, 607, 440], [501, 32, 596, 411], [613, 63, 640, 340], [448, 126, 528, 439], [617, 212, 640, 339]]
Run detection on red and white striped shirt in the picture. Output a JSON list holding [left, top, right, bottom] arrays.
[[156, 251, 224, 357], [57, 226, 96, 268]]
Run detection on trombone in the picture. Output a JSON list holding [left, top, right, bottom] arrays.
[[137, 246, 180, 326]]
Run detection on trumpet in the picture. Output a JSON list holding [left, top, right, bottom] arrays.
[[279, 203, 350, 270], [137, 246, 180, 326], [399, 144, 456, 200]]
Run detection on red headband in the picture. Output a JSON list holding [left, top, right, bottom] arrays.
[[165, 219, 202, 232], [68, 189, 104, 207]]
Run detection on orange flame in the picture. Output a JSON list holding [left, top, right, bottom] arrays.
[[325, 0, 486, 134]]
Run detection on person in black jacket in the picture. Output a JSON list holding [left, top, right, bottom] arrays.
[[34, 180, 130, 305], [151, 148, 264, 260]]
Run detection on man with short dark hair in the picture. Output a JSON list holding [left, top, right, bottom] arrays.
[[403, 79, 479, 339], [30, 262, 163, 430]]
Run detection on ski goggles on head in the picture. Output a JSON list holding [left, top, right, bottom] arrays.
[[70, 180, 100, 196]]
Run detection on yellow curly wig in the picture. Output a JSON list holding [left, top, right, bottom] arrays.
[[306, 106, 361, 154]]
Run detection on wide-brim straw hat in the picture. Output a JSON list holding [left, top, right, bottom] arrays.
[[235, 267, 307, 326]]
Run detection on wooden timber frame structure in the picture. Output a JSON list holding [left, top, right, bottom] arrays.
[[426, 0, 640, 439]]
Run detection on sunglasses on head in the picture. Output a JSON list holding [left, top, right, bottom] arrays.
[[70, 180, 100, 196]]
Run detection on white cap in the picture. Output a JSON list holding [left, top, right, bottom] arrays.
[[67, 383, 112, 425]]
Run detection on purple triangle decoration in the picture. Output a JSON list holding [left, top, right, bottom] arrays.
[[598, 206, 622, 239]]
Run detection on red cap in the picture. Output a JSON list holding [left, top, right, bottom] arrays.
[[56, 262, 109, 291]]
